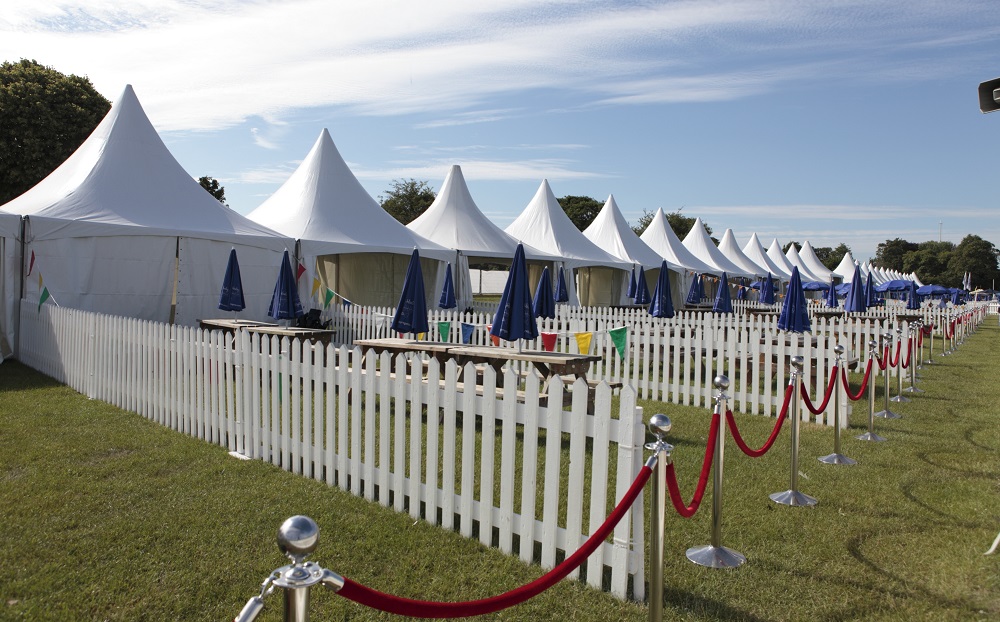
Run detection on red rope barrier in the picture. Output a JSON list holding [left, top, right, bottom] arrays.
[[842, 358, 873, 401], [900, 339, 912, 369], [876, 346, 888, 371], [800, 365, 838, 415], [336, 465, 653, 618], [664, 412, 720, 518], [727, 384, 792, 458], [890, 340, 902, 368]]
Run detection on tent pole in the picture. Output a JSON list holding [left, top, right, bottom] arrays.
[[168, 236, 179, 325]]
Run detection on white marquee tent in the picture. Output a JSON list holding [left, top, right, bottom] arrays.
[[408, 165, 555, 309], [717, 229, 768, 278], [639, 208, 716, 275], [247, 129, 453, 309], [0, 85, 291, 327], [800, 241, 838, 281], [505, 180, 629, 306], [682, 218, 756, 280], [742, 233, 792, 281], [784, 245, 828, 283], [833, 251, 859, 282]]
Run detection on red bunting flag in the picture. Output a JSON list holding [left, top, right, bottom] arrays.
[[27, 251, 35, 276], [541, 332, 557, 352], [296, 261, 306, 280]]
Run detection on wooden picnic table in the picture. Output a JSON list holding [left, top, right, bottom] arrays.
[[199, 318, 276, 333], [245, 325, 336, 347]]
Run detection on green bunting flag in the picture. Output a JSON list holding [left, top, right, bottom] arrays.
[[438, 321, 451, 342], [37, 274, 50, 313], [609, 326, 628, 360], [323, 288, 335, 308]]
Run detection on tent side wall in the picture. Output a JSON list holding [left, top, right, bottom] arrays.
[[576, 266, 625, 307], [175, 238, 285, 325], [314, 252, 440, 310], [0, 232, 19, 358]]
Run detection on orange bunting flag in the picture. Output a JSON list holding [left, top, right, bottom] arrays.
[[541, 332, 557, 352], [486, 325, 500, 346], [574, 331, 593, 355]]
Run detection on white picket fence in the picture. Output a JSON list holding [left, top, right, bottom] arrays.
[[17, 304, 649, 601]]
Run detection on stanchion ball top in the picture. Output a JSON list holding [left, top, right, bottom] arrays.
[[790, 355, 804, 370], [834, 344, 845, 355], [869, 338, 879, 349], [713, 375, 730, 390], [278, 515, 319, 560], [881, 332, 894, 340], [648, 413, 672, 437]]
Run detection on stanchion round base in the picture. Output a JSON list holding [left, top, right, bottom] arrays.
[[685, 544, 747, 569], [769, 490, 818, 507], [818, 453, 857, 465], [902, 386, 925, 394], [889, 395, 911, 403], [874, 409, 901, 419], [923, 359, 934, 365], [856, 431, 887, 442]]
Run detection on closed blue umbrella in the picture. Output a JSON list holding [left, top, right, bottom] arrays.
[[736, 286, 747, 301], [824, 279, 839, 308], [218, 248, 245, 312], [391, 248, 429, 335], [491, 243, 539, 343], [438, 262, 457, 309], [844, 265, 867, 313], [685, 274, 703, 305], [626, 265, 637, 299], [864, 272, 876, 308], [268, 250, 304, 321], [905, 280, 920, 310], [761, 273, 776, 305], [634, 267, 651, 305], [532, 266, 555, 319], [713, 273, 733, 314], [648, 260, 675, 318], [555, 266, 570, 303], [951, 289, 961, 306], [777, 266, 811, 333]]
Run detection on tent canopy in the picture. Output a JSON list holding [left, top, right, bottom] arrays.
[[639, 208, 717, 275], [799, 241, 838, 281], [785, 244, 827, 282], [582, 194, 673, 270], [833, 251, 858, 282], [717, 229, 767, 277], [681, 218, 755, 279], [742, 233, 792, 281]]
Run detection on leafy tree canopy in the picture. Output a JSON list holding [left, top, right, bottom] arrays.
[[875, 238, 918, 271], [557, 195, 603, 231], [782, 241, 800, 254], [873, 235, 1000, 288], [379, 178, 436, 225], [198, 176, 226, 206], [816, 243, 851, 271], [0, 59, 111, 205]]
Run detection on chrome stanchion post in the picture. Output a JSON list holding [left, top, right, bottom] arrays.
[[857, 339, 887, 442], [904, 324, 924, 393], [645, 414, 673, 622], [890, 328, 911, 403], [819, 345, 856, 465], [233, 516, 344, 622], [687, 375, 747, 567], [770, 358, 818, 507], [926, 319, 935, 362], [875, 332, 900, 419]]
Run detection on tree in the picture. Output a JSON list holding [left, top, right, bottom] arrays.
[[947, 235, 1000, 289], [632, 209, 655, 236], [198, 176, 227, 206], [822, 243, 852, 271], [664, 208, 710, 240], [557, 195, 603, 231], [0, 59, 111, 205], [379, 178, 436, 224], [875, 238, 918, 272], [782, 241, 800, 254], [903, 241, 954, 285]]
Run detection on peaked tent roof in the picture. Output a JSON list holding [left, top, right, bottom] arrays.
[[407, 165, 550, 261], [785, 245, 827, 282], [800, 241, 837, 280], [505, 180, 627, 269], [742, 233, 792, 280], [767, 239, 800, 279], [833, 251, 858, 282], [246, 129, 452, 262], [581, 194, 673, 270], [0, 213, 18, 238], [717, 229, 767, 277], [1, 85, 288, 250], [639, 208, 716, 275], [681, 218, 755, 279]]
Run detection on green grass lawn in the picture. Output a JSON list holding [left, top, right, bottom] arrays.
[[2, 322, 999, 621]]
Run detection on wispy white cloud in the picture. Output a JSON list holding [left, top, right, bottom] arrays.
[[3, 0, 996, 131], [353, 158, 610, 183]]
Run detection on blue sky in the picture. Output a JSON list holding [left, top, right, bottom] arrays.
[[3, 0, 1000, 261]]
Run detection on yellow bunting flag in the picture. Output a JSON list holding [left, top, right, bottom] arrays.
[[37, 274, 50, 313], [311, 277, 321, 300], [574, 331, 593, 355]]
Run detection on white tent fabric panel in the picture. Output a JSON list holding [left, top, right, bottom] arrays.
[[742, 233, 792, 281], [800, 241, 837, 280], [25, 235, 177, 323], [833, 251, 858, 282], [315, 252, 439, 311], [766, 239, 799, 279], [717, 229, 767, 278], [0, 232, 19, 359], [577, 266, 625, 307], [784, 245, 827, 283], [175, 238, 282, 326], [681, 218, 755, 279], [582, 194, 670, 270], [504, 180, 625, 269], [639, 208, 717, 276]]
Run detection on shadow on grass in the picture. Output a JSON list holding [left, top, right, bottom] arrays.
[[660, 585, 770, 622], [914, 451, 999, 480], [0, 361, 63, 392], [963, 426, 997, 452], [899, 480, 991, 529]]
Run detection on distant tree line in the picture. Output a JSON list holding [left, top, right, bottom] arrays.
[[875, 236, 1000, 289]]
